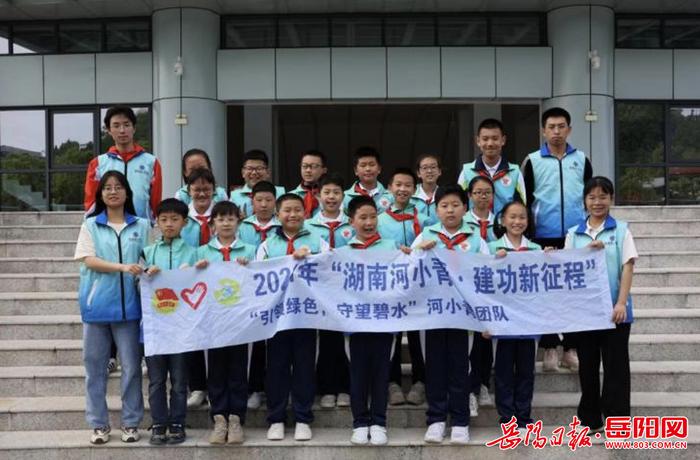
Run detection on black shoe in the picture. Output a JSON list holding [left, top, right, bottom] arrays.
[[168, 424, 187, 444], [149, 425, 167, 445], [517, 418, 534, 429]]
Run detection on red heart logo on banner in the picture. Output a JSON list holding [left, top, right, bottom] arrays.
[[181, 282, 208, 310]]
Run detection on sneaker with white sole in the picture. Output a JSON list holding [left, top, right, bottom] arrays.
[[469, 393, 479, 417], [336, 393, 351, 407], [424, 422, 446, 443], [388, 382, 406, 405], [478, 384, 492, 406], [350, 426, 369, 445], [320, 394, 336, 408], [294, 422, 312, 441], [406, 381, 425, 405], [369, 425, 388, 445], [561, 349, 579, 372], [209, 414, 228, 444], [120, 426, 139, 443], [247, 392, 262, 410], [90, 426, 110, 445], [543, 348, 560, 372], [450, 426, 470, 444], [267, 422, 285, 440], [227, 414, 244, 444], [187, 390, 207, 408]]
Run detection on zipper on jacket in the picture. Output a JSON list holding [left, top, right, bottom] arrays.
[[169, 242, 173, 270], [558, 158, 565, 238], [115, 231, 127, 320]]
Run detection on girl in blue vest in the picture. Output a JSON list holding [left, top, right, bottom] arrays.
[[411, 153, 442, 226], [565, 176, 637, 432], [74, 170, 150, 445], [174, 149, 229, 205], [484, 200, 543, 429]]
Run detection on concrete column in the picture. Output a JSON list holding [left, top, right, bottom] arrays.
[[545, 4, 615, 180], [152, 7, 226, 196]]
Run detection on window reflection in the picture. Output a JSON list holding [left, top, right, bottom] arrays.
[[0, 110, 47, 170], [52, 112, 95, 167]]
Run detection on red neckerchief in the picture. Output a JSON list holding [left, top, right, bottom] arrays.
[[301, 183, 319, 218], [285, 232, 302, 255], [219, 246, 231, 261], [479, 220, 489, 239], [252, 222, 273, 242], [195, 215, 210, 245], [385, 207, 421, 237], [436, 232, 468, 250], [353, 183, 371, 197], [325, 221, 341, 249], [350, 233, 381, 249]]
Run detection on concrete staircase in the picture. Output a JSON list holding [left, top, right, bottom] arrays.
[[0, 208, 699, 458]]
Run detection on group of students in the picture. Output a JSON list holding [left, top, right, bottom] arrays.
[[75, 105, 636, 447]]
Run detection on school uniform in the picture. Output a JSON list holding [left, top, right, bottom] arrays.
[[307, 212, 353, 397], [174, 185, 229, 205], [488, 235, 542, 427], [338, 235, 398, 428], [197, 237, 257, 424], [257, 228, 327, 425], [342, 181, 393, 215], [230, 184, 286, 219], [289, 183, 322, 218], [566, 215, 637, 430], [410, 184, 439, 226], [412, 222, 488, 428], [142, 237, 197, 428], [464, 210, 497, 243], [457, 156, 526, 217], [237, 215, 281, 248]]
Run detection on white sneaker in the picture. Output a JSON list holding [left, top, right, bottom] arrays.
[[543, 348, 560, 372], [336, 393, 351, 407], [561, 349, 580, 372], [350, 426, 369, 445], [406, 381, 425, 405], [424, 422, 446, 443], [469, 393, 479, 417], [90, 426, 110, 444], [320, 394, 336, 408], [478, 384, 492, 406], [187, 390, 206, 408], [369, 425, 388, 445], [247, 392, 262, 410], [294, 423, 312, 441], [450, 426, 470, 444], [388, 382, 406, 405], [120, 426, 139, 443], [267, 422, 285, 440]]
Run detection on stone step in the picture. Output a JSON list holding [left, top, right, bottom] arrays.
[[0, 292, 78, 316], [0, 225, 80, 241], [611, 206, 700, 220], [0, 340, 83, 366], [2, 392, 699, 431], [633, 268, 700, 288], [627, 219, 700, 235], [632, 287, 700, 309], [3, 361, 699, 398], [0, 274, 78, 293], [637, 252, 700, 268], [632, 309, 700, 334], [0, 257, 78, 273], [634, 235, 700, 252], [0, 212, 83, 226], [0, 241, 76, 258]]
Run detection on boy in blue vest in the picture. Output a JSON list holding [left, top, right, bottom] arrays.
[[257, 193, 328, 441], [142, 198, 198, 445], [84, 106, 162, 223], [338, 195, 398, 446], [521, 107, 593, 373], [342, 146, 393, 214], [308, 173, 353, 408], [378, 168, 429, 407], [457, 118, 526, 217], [289, 150, 328, 218], [412, 185, 489, 444], [230, 150, 285, 218]]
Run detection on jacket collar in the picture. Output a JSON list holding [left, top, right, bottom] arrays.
[[575, 214, 617, 234], [540, 142, 576, 157], [95, 210, 137, 226]]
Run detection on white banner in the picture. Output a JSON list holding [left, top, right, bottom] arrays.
[[140, 248, 614, 356]]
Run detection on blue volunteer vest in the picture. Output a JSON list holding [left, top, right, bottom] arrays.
[[567, 216, 634, 323], [528, 144, 587, 239], [180, 216, 205, 248], [142, 237, 197, 271], [458, 157, 523, 217], [174, 185, 229, 205], [96, 151, 156, 222], [410, 184, 438, 226], [78, 211, 150, 323], [196, 238, 256, 263]]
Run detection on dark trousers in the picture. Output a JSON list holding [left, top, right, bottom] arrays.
[[469, 333, 494, 394], [186, 350, 207, 392], [577, 323, 631, 430], [266, 329, 316, 424], [208, 344, 248, 423], [494, 338, 536, 426], [424, 329, 470, 426], [145, 353, 188, 426], [317, 330, 349, 395], [110, 340, 117, 360], [390, 330, 425, 385], [249, 341, 266, 393], [349, 333, 393, 428]]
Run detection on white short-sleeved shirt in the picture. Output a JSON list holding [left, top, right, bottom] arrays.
[[74, 221, 128, 260], [564, 219, 638, 265]]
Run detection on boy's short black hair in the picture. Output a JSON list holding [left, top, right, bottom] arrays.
[[435, 184, 467, 206], [276, 192, 304, 211], [187, 168, 216, 189], [210, 201, 241, 221], [156, 198, 188, 219], [541, 107, 571, 127], [243, 149, 270, 166], [583, 176, 615, 198], [477, 118, 505, 135], [319, 173, 345, 190], [467, 176, 494, 194], [389, 167, 418, 188], [347, 195, 376, 219], [104, 106, 136, 128], [301, 149, 327, 167], [352, 146, 381, 168], [182, 148, 212, 181], [251, 180, 277, 197]]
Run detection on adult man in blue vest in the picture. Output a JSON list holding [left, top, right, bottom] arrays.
[[521, 107, 592, 373]]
